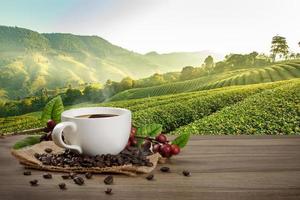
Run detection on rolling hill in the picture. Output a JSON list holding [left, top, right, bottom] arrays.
[[109, 61, 300, 101], [0, 25, 219, 99], [1, 79, 299, 135]]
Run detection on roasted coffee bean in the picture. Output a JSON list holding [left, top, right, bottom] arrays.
[[85, 172, 92, 179], [29, 179, 38, 186], [160, 166, 170, 172], [182, 170, 191, 177], [34, 153, 40, 159], [73, 176, 84, 185], [23, 171, 31, 176], [105, 188, 112, 195], [146, 174, 154, 180], [104, 175, 113, 185], [61, 174, 70, 179], [146, 162, 154, 167], [63, 158, 72, 164], [44, 148, 53, 153], [59, 183, 66, 190], [69, 172, 77, 179], [96, 162, 105, 168], [117, 157, 123, 165], [43, 173, 52, 179]]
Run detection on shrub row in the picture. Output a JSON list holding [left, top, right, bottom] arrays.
[[110, 70, 237, 101], [171, 79, 300, 135], [0, 115, 42, 134], [132, 82, 285, 132]]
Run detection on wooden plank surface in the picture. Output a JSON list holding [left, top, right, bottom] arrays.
[[1, 135, 300, 200]]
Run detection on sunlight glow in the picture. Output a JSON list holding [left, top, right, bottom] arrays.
[[0, 0, 299, 54]]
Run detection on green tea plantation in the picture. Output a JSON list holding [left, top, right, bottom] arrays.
[[171, 80, 300, 135], [0, 79, 299, 136], [110, 61, 300, 101]]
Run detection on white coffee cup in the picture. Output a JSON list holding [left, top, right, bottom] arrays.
[[52, 107, 131, 156]]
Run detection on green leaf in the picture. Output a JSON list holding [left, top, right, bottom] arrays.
[[136, 123, 162, 147], [41, 96, 64, 124], [172, 133, 190, 148], [136, 123, 162, 137], [13, 136, 41, 150]]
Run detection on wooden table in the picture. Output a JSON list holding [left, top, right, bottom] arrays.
[[1, 135, 300, 200]]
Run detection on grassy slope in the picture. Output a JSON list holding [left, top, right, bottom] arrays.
[[172, 79, 300, 135], [110, 61, 300, 101], [1, 79, 299, 135]]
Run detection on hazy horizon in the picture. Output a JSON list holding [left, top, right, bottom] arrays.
[[0, 0, 299, 55]]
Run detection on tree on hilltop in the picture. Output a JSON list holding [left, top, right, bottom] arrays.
[[204, 55, 214, 68], [180, 66, 197, 80], [270, 35, 289, 61], [120, 77, 134, 90]]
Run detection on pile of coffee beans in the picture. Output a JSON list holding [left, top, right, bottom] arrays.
[[34, 146, 153, 168]]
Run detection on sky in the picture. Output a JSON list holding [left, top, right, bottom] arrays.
[[0, 0, 299, 55]]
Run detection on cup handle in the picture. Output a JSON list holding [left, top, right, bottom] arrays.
[[52, 122, 82, 154]]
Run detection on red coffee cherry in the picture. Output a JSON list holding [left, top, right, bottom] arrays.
[[47, 119, 56, 130], [129, 135, 135, 142], [131, 138, 138, 146], [171, 144, 180, 155], [159, 144, 172, 158], [131, 127, 137, 136], [155, 134, 167, 143]]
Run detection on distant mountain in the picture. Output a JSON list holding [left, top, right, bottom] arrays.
[[144, 51, 222, 70], [0, 25, 221, 99]]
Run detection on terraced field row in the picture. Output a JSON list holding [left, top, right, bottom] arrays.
[[171, 80, 300, 135], [109, 69, 253, 101], [132, 80, 296, 132], [0, 115, 42, 134], [110, 61, 300, 101], [203, 62, 300, 90]]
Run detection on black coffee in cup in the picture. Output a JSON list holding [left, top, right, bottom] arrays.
[[76, 114, 118, 118]]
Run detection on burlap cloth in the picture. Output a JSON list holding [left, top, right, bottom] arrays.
[[11, 141, 160, 176]]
